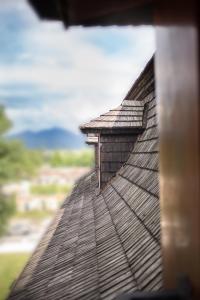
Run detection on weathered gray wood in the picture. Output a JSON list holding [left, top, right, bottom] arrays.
[[100, 134, 137, 187], [80, 99, 145, 132], [8, 57, 162, 300]]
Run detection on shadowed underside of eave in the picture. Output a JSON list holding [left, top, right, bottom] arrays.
[[28, 0, 155, 26]]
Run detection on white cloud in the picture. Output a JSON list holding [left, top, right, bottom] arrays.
[[0, 0, 155, 134], [7, 98, 101, 134]]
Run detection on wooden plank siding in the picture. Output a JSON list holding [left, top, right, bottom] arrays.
[[100, 134, 137, 188]]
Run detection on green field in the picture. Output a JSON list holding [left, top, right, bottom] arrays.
[[13, 210, 54, 221], [30, 183, 72, 195], [48, 149, 94, 167], [0, 253, 29, 300]]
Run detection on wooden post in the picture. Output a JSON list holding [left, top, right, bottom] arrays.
[[155, 0, 200, 298]]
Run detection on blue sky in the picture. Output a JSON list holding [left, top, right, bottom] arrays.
[[0, 0, 155, 134]]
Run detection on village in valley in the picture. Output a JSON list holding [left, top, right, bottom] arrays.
[[3, 165, 90, 212], [0, 150, 92, 254]]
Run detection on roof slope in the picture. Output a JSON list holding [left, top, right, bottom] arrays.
[[80, 100, 145, 133], [9, 171, 99, 300], [8, 58, 162, 300]]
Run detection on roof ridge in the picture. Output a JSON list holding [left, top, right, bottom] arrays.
[[124, 56, 154, 100], [93, 193, 137, 296], [101, 191, 140, 290], [110, 184, 160, 245], [66, 174, 100, 299], [118, 174, 158, 200]]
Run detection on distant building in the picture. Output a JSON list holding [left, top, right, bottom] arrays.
[[3, 167, 88, 212], [15, 194, 63, 212], [35, 166, 90, 186]]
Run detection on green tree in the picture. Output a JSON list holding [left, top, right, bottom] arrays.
[[50, 151, 63, 167], [0, 106, 42, 236], [0, 106, 14, 236], [49, 149, 94, 167], [0, 193, 16, 236], [0, 139, 42, 183], [0, 106, 11, 135]]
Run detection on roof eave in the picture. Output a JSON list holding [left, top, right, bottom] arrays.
[[28, 0, 61, 20], [86, 141, 98, 145], [28, 0, 155, 26], [81, 127, 144, 135]]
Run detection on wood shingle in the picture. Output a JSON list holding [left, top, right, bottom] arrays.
[[80, 100, 145, 133], [8, 57, 162, 300]]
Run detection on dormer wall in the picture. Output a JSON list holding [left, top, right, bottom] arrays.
[[94, 143, 99, 169], [99, 133, 137, 188]]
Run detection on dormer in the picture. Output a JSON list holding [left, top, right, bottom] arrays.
[[80, 99, 146, 189]]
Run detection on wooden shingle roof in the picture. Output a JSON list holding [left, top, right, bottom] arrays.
[[80, 100, 145, 134], [8, 57, 162, 300]]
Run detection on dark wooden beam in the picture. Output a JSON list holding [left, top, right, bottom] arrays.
[[155, 0, 200, 298], [61, 0, 154, 26], [28, 0, 154, 25], [80, 128, 144, 135], [28, 0, 60, 20]]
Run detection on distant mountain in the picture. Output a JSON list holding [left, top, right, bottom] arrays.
[[7, 128, 85, 150]]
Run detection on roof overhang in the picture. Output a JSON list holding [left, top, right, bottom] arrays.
[[81, 127, 144, 135], [28, 0, 60, 20], [28, 0, 155, 26]]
